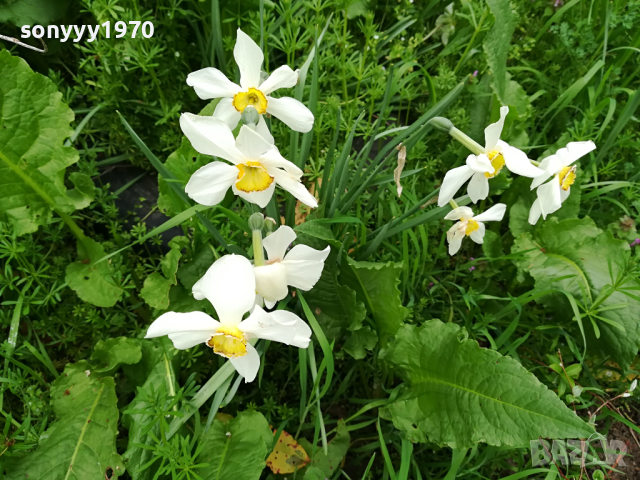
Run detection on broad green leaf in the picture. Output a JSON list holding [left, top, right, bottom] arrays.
[[305, 258, 366, 339], [122, 338, 179, 480], [343, 326, 378, 360], [167, 284, 212, 314], [341, 258, 408, 346], [0, 50, 93, 235], [140, 244, 182, 310], [0, 0, 71, 25], [483, 0, 516, 102], [91, 337, 142, 373], [482, 230, 504, 259], [5, 361, 125, 479], [298, 420, 350, 478], [512, 217, 640, 370], [177, 245, 216, 291], [381, 321, 594, 448], [197, 410, 273, 480], [294, 220, 342, 248], [65, 238, 123, 307]]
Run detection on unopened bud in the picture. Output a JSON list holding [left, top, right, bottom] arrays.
[[428, 116, 454, 133], [241, 105, 260, 126], [264, 217, 277, 234], [248, 212, 264, 231]]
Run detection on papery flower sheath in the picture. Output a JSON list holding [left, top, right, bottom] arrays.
[[445, 204, 506, 255], [528, 141, 596, 225], [438, 106, 544, 207], [186, 28, 314, 142], [253, 225, 330, 308], [145, 255, 311, 382], [181, 113, 318, 209]]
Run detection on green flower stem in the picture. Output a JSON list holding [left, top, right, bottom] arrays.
[[449, 127, 485, 155], [252, 230, 265, 267], [449, 199, 460, 210]]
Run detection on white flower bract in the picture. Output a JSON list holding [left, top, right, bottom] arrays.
[[528, 141, 596, 225], [438, 106, 544, 207], [253, 226, 330, 308], [181, 113, 318, 209], [445, 204, 506, 255], [186, 28, 314, 143], [145, 254, 312, 383]]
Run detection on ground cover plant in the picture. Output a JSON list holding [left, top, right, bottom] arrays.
[[0, 0, 640, 478]]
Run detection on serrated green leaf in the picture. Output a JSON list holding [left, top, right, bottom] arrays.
[[91, 337, 142, 373], [0, 50, 93, 235], [5, 361, 125, 479], [343, 326, 378, 360], [197, 411, 273, 480], [65, 238, 123, 307], [382, 320, 594, 448], [177, 245, 216, 291], [482, 230, 504, 259], [140, 245, 182, 310], [483, 0, 516, 103], [512, 217, 640, 370]]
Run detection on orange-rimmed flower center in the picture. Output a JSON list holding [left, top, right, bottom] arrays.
[[233, 88, 268, 114], [207, 325, 247, 358], [558, 165, 577, 191], [484, 149, 505, 178], [236, 161, 274, 193]]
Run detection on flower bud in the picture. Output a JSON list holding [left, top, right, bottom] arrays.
[[264, 217, 277, 234], [428, 116, 454, 133], [248, 212, 265, 231], [241, 105, 260, 126]]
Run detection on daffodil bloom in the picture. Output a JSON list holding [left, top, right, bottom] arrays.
[[253, 226, 330, 308], [181, 113, 318, 208], [445, 204, 506, 255], [146, 255, 311, 382], [528, 141, 596, 225], [437, 107, 544, 207], [186, 28, 313, 143]]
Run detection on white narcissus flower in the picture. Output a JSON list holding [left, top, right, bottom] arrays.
[[437, 106, 544, 207], [186, 28, 313, 143], [528, 141, 596, 225], [181, 114, 318, 209], [445, 204, 506, 255], [146, 255, 311, 383], [253, 226, 330, 308]]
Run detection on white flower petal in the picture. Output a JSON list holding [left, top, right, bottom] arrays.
[[231, 180, 276, 208], [261, 148, 303, 179], [271, 169, 318, 208], [266, 96, 314, 132], [235, 125, 272, 160], [469, 221, 486, 244], [560, 187, 571, 202], [145, 311, 220, 349], [234, 29, 264, 89], [254, 263, 289, 303], [185, 161, 237, 206], [537, 180, 562, 219], [484, 105, 508, 151], [556, 141, 596, 167], [263, 225, 297, 260], [239, 306, 297, 344], [213, 98, 242, 130], [466, 154, 494, 173], [180, 113, 245, 164], [448, 232, 464, 255], [259, 65, 298, 95], [265, 299, 277, 309], [444, 206, 474, 221], [437, 165, 474, 207], [282, 245, 330, 290], [195, 254, 256, 326], [467, 172, 490, 203], [186, 67, 241, 99], [255, 116, 275, 144], [230, 343, 260, 382], [499, 142, 544, 177], [473, 203, 506, 222], [528, 198, 542, 225], [168, 331, 213, 350]]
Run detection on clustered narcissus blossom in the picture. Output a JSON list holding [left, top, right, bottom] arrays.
[[437, 106, 544, 208], [186, 28, 314, 144], [528, 141, 596, 225], [445, 204, 506, 255], [145, 255, 313, 382]]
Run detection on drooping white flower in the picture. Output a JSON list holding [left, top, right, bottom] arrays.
[[253, 226, 330, 308], [438, 107, 544, 207], [146, 255, 311, 383], [186, 28, 313, 143], [445, 204, 506, 255], [181, 113, 318, 209], [527, 141, 596, 225]]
